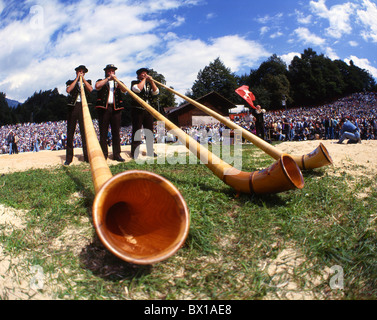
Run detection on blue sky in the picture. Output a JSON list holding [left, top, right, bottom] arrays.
[[0, 0, 376, 103]]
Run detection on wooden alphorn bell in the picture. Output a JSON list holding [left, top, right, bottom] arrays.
[[78, 77, 190, 265]]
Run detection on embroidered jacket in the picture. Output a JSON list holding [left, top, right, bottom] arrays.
[[95, 80, 124, 111], [131, 80, 159, 110], [66, 79, 92, 107]]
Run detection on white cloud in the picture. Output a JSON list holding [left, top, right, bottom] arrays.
[[256, 15, 272, 24], [211, 36, 271, 71], [293, 27, 326, 46], [0, 0, 140, 99], [152, 35, 271, 94], [2, 0, 375, 103], [325, 47, 339, 60], [309, 0, 356, 38], [256, 12, 283, 25], [145, 0, 201, 11], [357, 0, 377, 42], [260, 26, 269, 36], [280, 52, 301, 67], [270, 31, 283, 39], [0, 0, 271, 103], [345, 55, 377, 78], [0, 0, 199, 101], [295, 10, 312, 25], [256, 12, 284, 40], [170, 15, 186, 28], [0, 0, 4, 14]]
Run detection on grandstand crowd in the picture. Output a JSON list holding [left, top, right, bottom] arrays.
[[1, 92, 377, 155]]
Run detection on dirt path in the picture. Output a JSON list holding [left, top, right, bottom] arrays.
[[1, 140, 377, 176]]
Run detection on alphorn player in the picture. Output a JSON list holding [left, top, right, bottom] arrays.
[[95, 64, 126, 162], [130, 68, 159, 159], [251, 104, 266, 140], [65, 65, 93, 165]]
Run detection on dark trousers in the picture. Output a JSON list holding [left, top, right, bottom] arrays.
[[97, 104, 122, 159], [255, 124, 265, 140], [12, 143, 18, 154], [66, 102, 87, 163], [131, 108, 154, 157]]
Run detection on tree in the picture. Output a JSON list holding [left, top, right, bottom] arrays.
[[254, 54, 288, 84], [345, 60, 376, 93], [148, 69, 176, 111], [317, 56, 345, 99], [243, 55, 291, 109], [0, 92, 12, 126], [287, 48, 340, 106], [287, 48, 376, 107], [261, 73, 291, 109], [14, 89, 68, 124], [288, 49, 319, 106], [189, 58, 239, 102]]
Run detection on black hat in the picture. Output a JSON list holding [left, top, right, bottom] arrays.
[[104, 64, 118, 71], [75, 65, 88, 73], [136, 68, 149, 76]]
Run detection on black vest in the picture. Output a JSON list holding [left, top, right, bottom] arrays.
[[131, 80, 159, 110], [95, 80, 124, 111], [66, 80, 92, 107], [252, 109, 264, 125]]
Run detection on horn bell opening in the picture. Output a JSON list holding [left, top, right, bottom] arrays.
[[93, 170, 190, 265], [281, 154, 305, 190], [250, 154, 305, 194]]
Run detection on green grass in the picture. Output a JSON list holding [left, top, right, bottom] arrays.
[[0, 144, 376, 300]]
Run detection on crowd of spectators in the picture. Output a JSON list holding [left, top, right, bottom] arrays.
[[1, 121, 67, 154], [1, 92, 377, 155], [260, 92, 377, 142], [182, 92, 377, 143], [0, 119, 133, 155]]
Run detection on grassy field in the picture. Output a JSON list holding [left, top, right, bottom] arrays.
[[0, 143, 376, 300]]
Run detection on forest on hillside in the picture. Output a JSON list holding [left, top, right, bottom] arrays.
[[1, 48, 376, 127]]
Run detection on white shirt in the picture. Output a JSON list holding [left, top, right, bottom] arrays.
[[108, 80, 115, 104], [132, 83, 159, 95], [76, 81, 83, 103]]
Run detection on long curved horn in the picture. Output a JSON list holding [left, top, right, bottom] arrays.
[[79, 77, 190, 265], [115, 78, 304, 195], [153, 80, 333, 170]]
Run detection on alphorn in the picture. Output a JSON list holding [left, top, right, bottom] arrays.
[[152, 79, 333, 171], [115, 78, 304, 195], [78, 77, 190, 265]]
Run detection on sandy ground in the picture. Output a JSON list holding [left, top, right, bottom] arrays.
[[0, 145, 133, 174], [278, 139, 377, 178], [1, 139, 376, 300], [1, 139, 376, 176]]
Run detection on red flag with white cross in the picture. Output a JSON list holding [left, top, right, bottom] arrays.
[[235, 85, 256, 109]]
